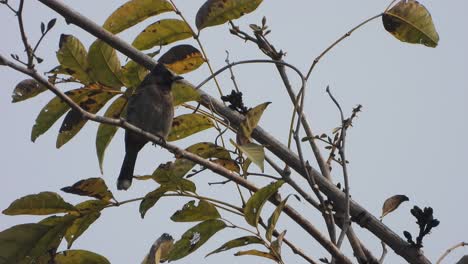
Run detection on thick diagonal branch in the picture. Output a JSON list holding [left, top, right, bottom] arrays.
[[34, 1, 431, 263]]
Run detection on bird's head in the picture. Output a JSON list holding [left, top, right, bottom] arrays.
[[150, 63, 183, 87]]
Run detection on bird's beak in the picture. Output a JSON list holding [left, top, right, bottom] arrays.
[[172, 75, 184, 81]]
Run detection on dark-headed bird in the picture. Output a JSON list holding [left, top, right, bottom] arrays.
[[117, 64, 182, 190]]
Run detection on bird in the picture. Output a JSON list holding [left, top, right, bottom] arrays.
[[117, 63, 182, 190]]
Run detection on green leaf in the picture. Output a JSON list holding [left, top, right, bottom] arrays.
[[196, 0, 263, 30], [167, 113, 214, 141], [96, 96, 128, 173], [266, 195, 291, 241], [270, 230, 286, 259], [57, 88, 118, 148], [132, 19, 192, 50], [103, 0, 174, 34], [2, 192, 76, 216], [167, 219, 226, 261], [12, 79, 47, 103], [171, 200, 220, 222], [0, 224, 53, 263], [206, 236, 263, 257], [185, 142, 231, 159], [383, 0, 439, 47], [158, 45, 205, 74], [33, 215, 78, 260], [64, 212, 101, 249], [121, 51, 159, 88], [234, 249, 276, 261], [152, 159, 195, 183], [211, 159, 240, 173], [57, 34, 93, 84], [172, 81, 201, 106], [54, 250, 110, 264], [141, 234, 174, 264], [139, 186, 170, 218], [238, 102, 270, 143], [244, 180, 285, 227], [74, 200, 110, 213], [61, 178, 114, 201], [31, 87, 94, 142], [231, 140, 265, 172], [87, 40, 124, 88]]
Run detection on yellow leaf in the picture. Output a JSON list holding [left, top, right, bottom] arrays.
[[103, 0, 174, 34], [381, 194, 409, 219], [383, 0, 439, 47], [132, 19, 193, 50]]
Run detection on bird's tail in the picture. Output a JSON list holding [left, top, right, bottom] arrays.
[[117, 150, 138, 190]]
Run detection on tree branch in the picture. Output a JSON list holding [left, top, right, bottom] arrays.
[[30, 1, 432, 262]]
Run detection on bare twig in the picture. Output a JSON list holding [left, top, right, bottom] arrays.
[[305, 13, 383, 80], [379, 241, 388, 264], [436, 242, 468, 264], [326, 87, 351, 248]]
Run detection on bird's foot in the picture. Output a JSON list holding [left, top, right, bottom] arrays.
[[152, 134, 166, 146]]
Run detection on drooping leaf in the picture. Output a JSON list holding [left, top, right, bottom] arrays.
[[121, 51, 160, 88], [238, 102, 270, 143], [141, 234, 174, 264], [96, 96, 128, 173], [2, 192, 76, 216], [266, 195, 291, 241], [0, 224, 53, 263], [383, 0, 439, 47], [64, 212, 101, 249], [33, 215, 78, 259], [74, 200, 110, 214], [234, 249, 276, 261], [103, 0, 174, 34], [172, 81, 201, 106], [56, 34, 92, 84], [185, 142, 231, 159], [12, 79, 47, 103], [87, 40, 124, 88], [196, 0, 263, 30], [158, 45, 205, 74], [152, 159, 195, 183], [140, 187, 169, 218], [206, 236, 263, 257], [212, 159, 240, 173], [171, 200, 220, 222], [121, 61, 148, 89], [54, 250, 110, 264], [57, 88, 118, 148], [31, 87, 94, 142], [244, 180, 285, 227], [231, 139, 265, 172], [167, 113, 214, 141], [270, 230, 286, 259], [61, 178, 114, 201], [381, 194, 409, 219], [167, 219, 226, 261], [132, 19, 193, 50]]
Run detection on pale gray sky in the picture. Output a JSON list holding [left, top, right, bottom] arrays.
[[1, 0, 467, 263]]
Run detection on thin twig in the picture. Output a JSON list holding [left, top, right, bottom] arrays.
[[16, 0, 34, 67], [326, 86, 351, 249], [379, 241, 388, 264], [436, 242, 468, 264], [225, 50, 240, 93], [305, 13, 383, 80], [31, 2, 434, 262]]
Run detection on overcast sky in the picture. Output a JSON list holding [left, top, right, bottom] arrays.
[[1, 0, 467, 263]]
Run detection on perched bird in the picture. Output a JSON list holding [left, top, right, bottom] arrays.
[[117, 64, 182, 190]]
